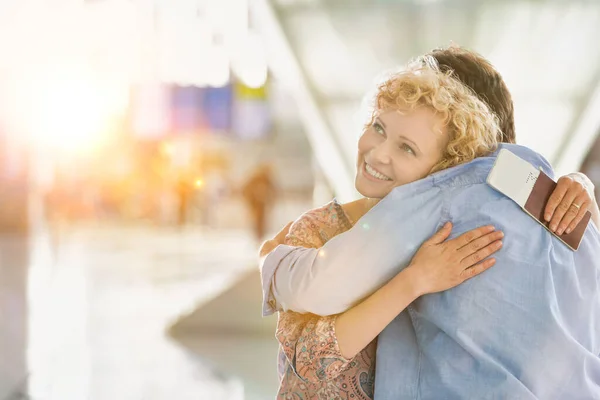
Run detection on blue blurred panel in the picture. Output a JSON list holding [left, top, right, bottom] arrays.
[[232, 98, 272, 140], [203, 85, 233, 133], [171, 86, 206, 133]]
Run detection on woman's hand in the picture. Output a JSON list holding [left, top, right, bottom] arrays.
[[405, 222, 503, 296], [544, 173, 595, 235], [335, 222, 501, 360], [259, 221, 293, 258]]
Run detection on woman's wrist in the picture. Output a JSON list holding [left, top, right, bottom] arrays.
[[392, 265, 425, 300]]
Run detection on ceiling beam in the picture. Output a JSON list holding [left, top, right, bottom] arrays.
[[250, 0, 357, 201]]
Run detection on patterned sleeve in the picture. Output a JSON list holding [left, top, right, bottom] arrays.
[[284, 200, 351, 248], [284, 210, 326, 248], [276, 311, 354, 383], [277, 201, 355, 383]]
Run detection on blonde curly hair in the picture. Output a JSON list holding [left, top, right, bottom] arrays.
[[367, 56, 500, 174]]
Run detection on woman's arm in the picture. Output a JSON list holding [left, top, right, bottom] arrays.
[[335, 222, 503, 358], [276, 311, 361, 383], [259, 221, 292, 258], [277, 215, 502, 382], [275, 207, 363, 383]]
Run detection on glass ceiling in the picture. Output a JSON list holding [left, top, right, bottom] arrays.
[[267, 0, 600, 198]]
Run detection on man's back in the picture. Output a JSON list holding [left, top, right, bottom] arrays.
[[260, 144, 600, 398], [375, 145, 600, 399]]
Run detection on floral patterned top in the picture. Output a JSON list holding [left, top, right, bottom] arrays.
[[276, 199, 377, 400]]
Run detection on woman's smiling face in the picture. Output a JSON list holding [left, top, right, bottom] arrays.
[[355, 108, 449, 199]]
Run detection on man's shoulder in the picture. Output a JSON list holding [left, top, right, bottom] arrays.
[[434, 144, 555, 192]]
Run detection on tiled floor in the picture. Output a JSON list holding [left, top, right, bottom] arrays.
[[3, 221, 281, 399]]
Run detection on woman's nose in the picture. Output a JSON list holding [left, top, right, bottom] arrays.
[[370, 142, 392, 165]]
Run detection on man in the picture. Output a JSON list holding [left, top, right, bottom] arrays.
[[260, 46, 600, 398]]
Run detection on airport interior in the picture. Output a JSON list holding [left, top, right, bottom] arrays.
[[1, 0, 600, 399]]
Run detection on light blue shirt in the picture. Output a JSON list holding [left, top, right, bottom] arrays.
[[260, 144, 600, 399]]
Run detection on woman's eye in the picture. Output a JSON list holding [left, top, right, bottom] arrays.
[[401, 143, 415, 155], [373, 122, 385, 135]]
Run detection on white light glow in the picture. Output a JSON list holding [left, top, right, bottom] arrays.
[[231, 32, 268, 88], [18, 64, 127, 153], [205, 45, 231, 88]]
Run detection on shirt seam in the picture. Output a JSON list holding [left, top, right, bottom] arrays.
[[408, 305, 423, 400]]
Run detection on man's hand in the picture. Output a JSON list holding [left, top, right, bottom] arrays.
[[544, 173, 596, 235], [259, 221, 293, 258]]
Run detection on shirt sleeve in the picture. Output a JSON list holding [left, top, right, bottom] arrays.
[[260, 206, 328, 316], [260, 244, 310, 316], [260, 202, 338, 316], [276, 311, 356, 383], [266, 188, 445, 316]]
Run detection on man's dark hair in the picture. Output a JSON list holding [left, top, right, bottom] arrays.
[[426, 46, 516, 144]]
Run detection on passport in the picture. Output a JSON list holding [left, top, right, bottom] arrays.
[[487, 149, 590, 251]]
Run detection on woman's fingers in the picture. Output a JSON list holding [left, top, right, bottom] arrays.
[[460, 239, 503, 269], [450, 225, 496, 249], [426, 222, 453, 245], [566, 198, 591, 235], [457, 230, 504, 259], [259, 221, 293, 257], [548, 179, 585, 233], [555, 190, 589, 235], [408, 224, 502, 295], [544, 176, 571, 223], [460, 258, 497, 281]]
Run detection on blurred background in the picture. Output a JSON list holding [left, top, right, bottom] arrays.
[[0, 0, 600, 399]]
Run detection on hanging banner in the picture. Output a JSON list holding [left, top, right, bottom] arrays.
[[202, 84, 233, 133], [171, 85, 206, 133], [232, 80, 271, 140]]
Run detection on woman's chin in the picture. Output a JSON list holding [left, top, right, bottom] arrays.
[[355, 179, 392, 199]]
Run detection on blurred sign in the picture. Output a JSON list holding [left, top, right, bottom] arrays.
[[129, 79, 269, 139], [171, 85, 206, 133], [203, 85, 233, 133], [232, 80, 271, 139]]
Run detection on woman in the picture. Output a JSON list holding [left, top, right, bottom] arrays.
[[273, 58, 598, 399]]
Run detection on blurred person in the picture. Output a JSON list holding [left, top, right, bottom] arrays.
[[176, 174, 193, 226], [242, 163, 276, 241], [260, 46, 600, 399], [203, 170, 228, 228]]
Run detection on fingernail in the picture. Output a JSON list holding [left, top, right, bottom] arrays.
[[550, 224, 557, 231], [557, 226, 565, 235], [566, 227, 572, 234], [498, 231, 504, 238], [545, 214, 551, 221]]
